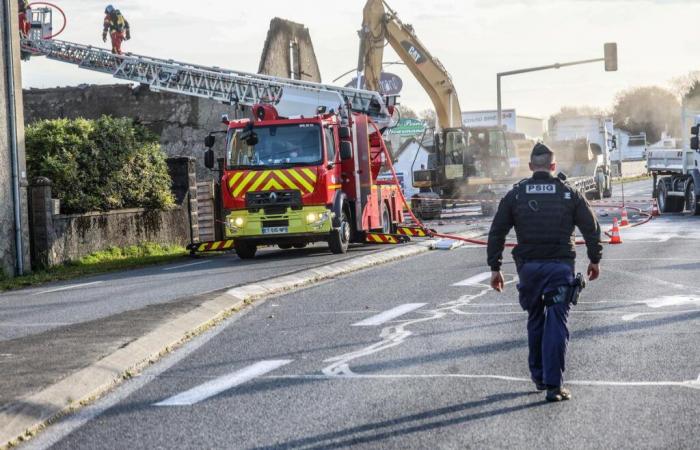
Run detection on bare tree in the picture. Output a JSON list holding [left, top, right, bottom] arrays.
[[612, 86, 680, 143], [395, 104, 418, 120], [419, 109, 436, 129]]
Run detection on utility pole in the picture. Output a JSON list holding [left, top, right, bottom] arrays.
[[497, 43, 618, 128]]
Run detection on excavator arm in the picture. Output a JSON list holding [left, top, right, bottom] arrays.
[[360, 0, 462, 130]]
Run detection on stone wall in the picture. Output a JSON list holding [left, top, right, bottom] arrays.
[[258, 18, 321, 82], [29, 158, 199, 268], [23, 84, 244, 182], [0, 0, 31, 278]]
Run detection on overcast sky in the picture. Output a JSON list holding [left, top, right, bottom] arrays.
[[20, 0, 700, 119]]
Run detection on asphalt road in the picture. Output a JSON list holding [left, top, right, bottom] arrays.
[[27, 178, 699, 449]]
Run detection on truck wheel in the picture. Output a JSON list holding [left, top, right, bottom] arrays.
[[329, 210, 350, 254], [381, 205, 392, 234], [657, 179, 683, 213], [687, 182, 700, 216], [235, 242, 257, 259], [278, 244, 292, 250]]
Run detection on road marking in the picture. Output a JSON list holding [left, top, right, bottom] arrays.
[[352, 303, 427, 327], [33, 281, 103, 296], [153, 360, 292, 406], [452, 272, 492, 286], [621, 309, 700, 322], [265, 374, 700, 391], [162, 260, 212, 271]]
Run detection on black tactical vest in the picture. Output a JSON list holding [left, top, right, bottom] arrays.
[[511, 176, 577, 259]]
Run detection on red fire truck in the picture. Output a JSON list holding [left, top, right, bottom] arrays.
[[203, 104, 404, 259]]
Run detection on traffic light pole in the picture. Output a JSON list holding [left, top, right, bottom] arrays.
[[496, 57, 605, 127]]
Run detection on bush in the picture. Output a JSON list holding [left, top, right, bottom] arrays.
[[26, 116, 175, 213]]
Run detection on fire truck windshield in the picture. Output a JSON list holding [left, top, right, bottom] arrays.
[[227, 124, 322, 169]]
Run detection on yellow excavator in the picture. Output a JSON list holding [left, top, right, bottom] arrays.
[[359, 0, 517, 217]]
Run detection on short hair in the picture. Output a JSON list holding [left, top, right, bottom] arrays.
[[530, 152, 554, 169]]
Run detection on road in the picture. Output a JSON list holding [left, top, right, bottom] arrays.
[[25, 178, 700, 449]]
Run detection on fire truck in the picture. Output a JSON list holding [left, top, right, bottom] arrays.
[[21, 7, 405, 259], [202, 105, 404, 258]]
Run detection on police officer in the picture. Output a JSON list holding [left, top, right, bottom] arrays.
[[487, 143, 602, 402]]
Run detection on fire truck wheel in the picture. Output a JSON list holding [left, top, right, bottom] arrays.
[[235, 242, 257, 259], [278, 244, 293, 250], [381, 205, 392, 234], [329, 211, 350, 254]]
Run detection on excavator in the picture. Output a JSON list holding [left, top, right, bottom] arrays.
[[359, 0, 518, 217]]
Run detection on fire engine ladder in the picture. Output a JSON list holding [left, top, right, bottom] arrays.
[[19, 37, 392, 126]]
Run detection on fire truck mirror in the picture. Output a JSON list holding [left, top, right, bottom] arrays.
[[204, 149, 215, 169], [204, 135, 216, 148], [340, 141, 353, 161], [339, 126, 351, 139]]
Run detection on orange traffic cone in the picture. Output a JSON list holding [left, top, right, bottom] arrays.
[[620, 208, 629, 226], [609, 217, 623, 244], [651, 202, 660, 217]]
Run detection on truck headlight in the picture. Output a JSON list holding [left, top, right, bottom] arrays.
[[306, 211, 329, 225], [228, 216, 245, 230]]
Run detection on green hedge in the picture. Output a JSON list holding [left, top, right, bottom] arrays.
[[26, 116, 174, 214]]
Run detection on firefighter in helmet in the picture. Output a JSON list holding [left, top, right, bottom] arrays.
[[102, 5, 131, 55], [18, 0, 30, 38]]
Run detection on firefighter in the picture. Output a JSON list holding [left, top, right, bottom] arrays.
[[102, 5, 130, 55], [18, 0, 30, 38], [486, 143, 602, 402]]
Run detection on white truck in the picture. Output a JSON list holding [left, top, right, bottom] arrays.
[[545, 115, 615, 199], [647, 115, 700, 215]]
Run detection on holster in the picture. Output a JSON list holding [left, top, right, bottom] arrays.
[[543, 273, 586, 307]]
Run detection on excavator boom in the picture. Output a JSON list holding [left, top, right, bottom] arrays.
[[360, 0, 462, 129]]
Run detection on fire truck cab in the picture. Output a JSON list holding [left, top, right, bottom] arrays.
[[204, 104, 403, 259]]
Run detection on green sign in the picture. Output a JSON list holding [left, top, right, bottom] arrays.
[[388, 118, 426, 136]]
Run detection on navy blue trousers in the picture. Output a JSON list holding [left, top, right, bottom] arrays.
[[516, 260, 574, 388]]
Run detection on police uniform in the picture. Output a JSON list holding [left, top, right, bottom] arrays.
[[486, 143, 602, 399]]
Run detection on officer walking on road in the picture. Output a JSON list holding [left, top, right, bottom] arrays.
[[486, 143, 602, 402]]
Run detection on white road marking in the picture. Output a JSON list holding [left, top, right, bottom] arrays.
[[265, 373, 700, 391], [352, 303, 427, 327], [33, 281, 103, 296], [154, 360, 292, 406], [162, 260, 212, 271], [621, 310, 700, 322], [641, 295, 700, 308], [452, 272, 492, 287]]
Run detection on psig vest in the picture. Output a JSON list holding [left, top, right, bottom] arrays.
[[513, 178, 576, 248]]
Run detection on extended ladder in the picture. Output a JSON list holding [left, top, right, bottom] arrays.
[[20, 37, 392, 126]]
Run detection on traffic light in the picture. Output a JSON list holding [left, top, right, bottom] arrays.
[[691, 124, 699, 150], [604, 43, 618, 72]]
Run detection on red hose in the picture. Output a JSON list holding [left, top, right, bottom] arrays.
[[28, 2, 67, 39]]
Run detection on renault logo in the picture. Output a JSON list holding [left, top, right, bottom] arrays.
[[269, 192, 278, 203]]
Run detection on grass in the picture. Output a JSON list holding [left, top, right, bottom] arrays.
[[0, 243, 188, 292]]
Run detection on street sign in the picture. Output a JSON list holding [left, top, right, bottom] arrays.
[[346, 72, 404, 95], [387, 118, 426, 136]]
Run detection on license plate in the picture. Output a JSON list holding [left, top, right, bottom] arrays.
[[262, 227, 288, 234]]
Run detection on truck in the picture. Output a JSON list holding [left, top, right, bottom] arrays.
[[203, 104, 404, 259], [545, 114, 615, 200], [647, 116, 700, 215], [22, 9, 406, 259]]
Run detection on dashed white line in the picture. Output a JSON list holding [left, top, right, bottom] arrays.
[[33, 281, 103, 296], [162, 260, 212, 271], [352, 303, 427, 327], [452, 272, 492, 287], [153, 360, 292, 406]]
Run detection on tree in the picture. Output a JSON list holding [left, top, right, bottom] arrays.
[[419, 109, 436, 129], [396, 104, 417, 120], [612, 86, 680, 143], [672, 71, 700, 110]]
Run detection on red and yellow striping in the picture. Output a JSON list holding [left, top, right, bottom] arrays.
[[192, 240, 235, 252], [227, 168, 318, 198], [396, 227, 428, 237], [365, 233, 410, 244]]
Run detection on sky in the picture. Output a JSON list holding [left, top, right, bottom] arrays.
[[20, 0, 700, 119]]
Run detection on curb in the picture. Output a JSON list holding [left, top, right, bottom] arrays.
[[0, 231, 483, 448]]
